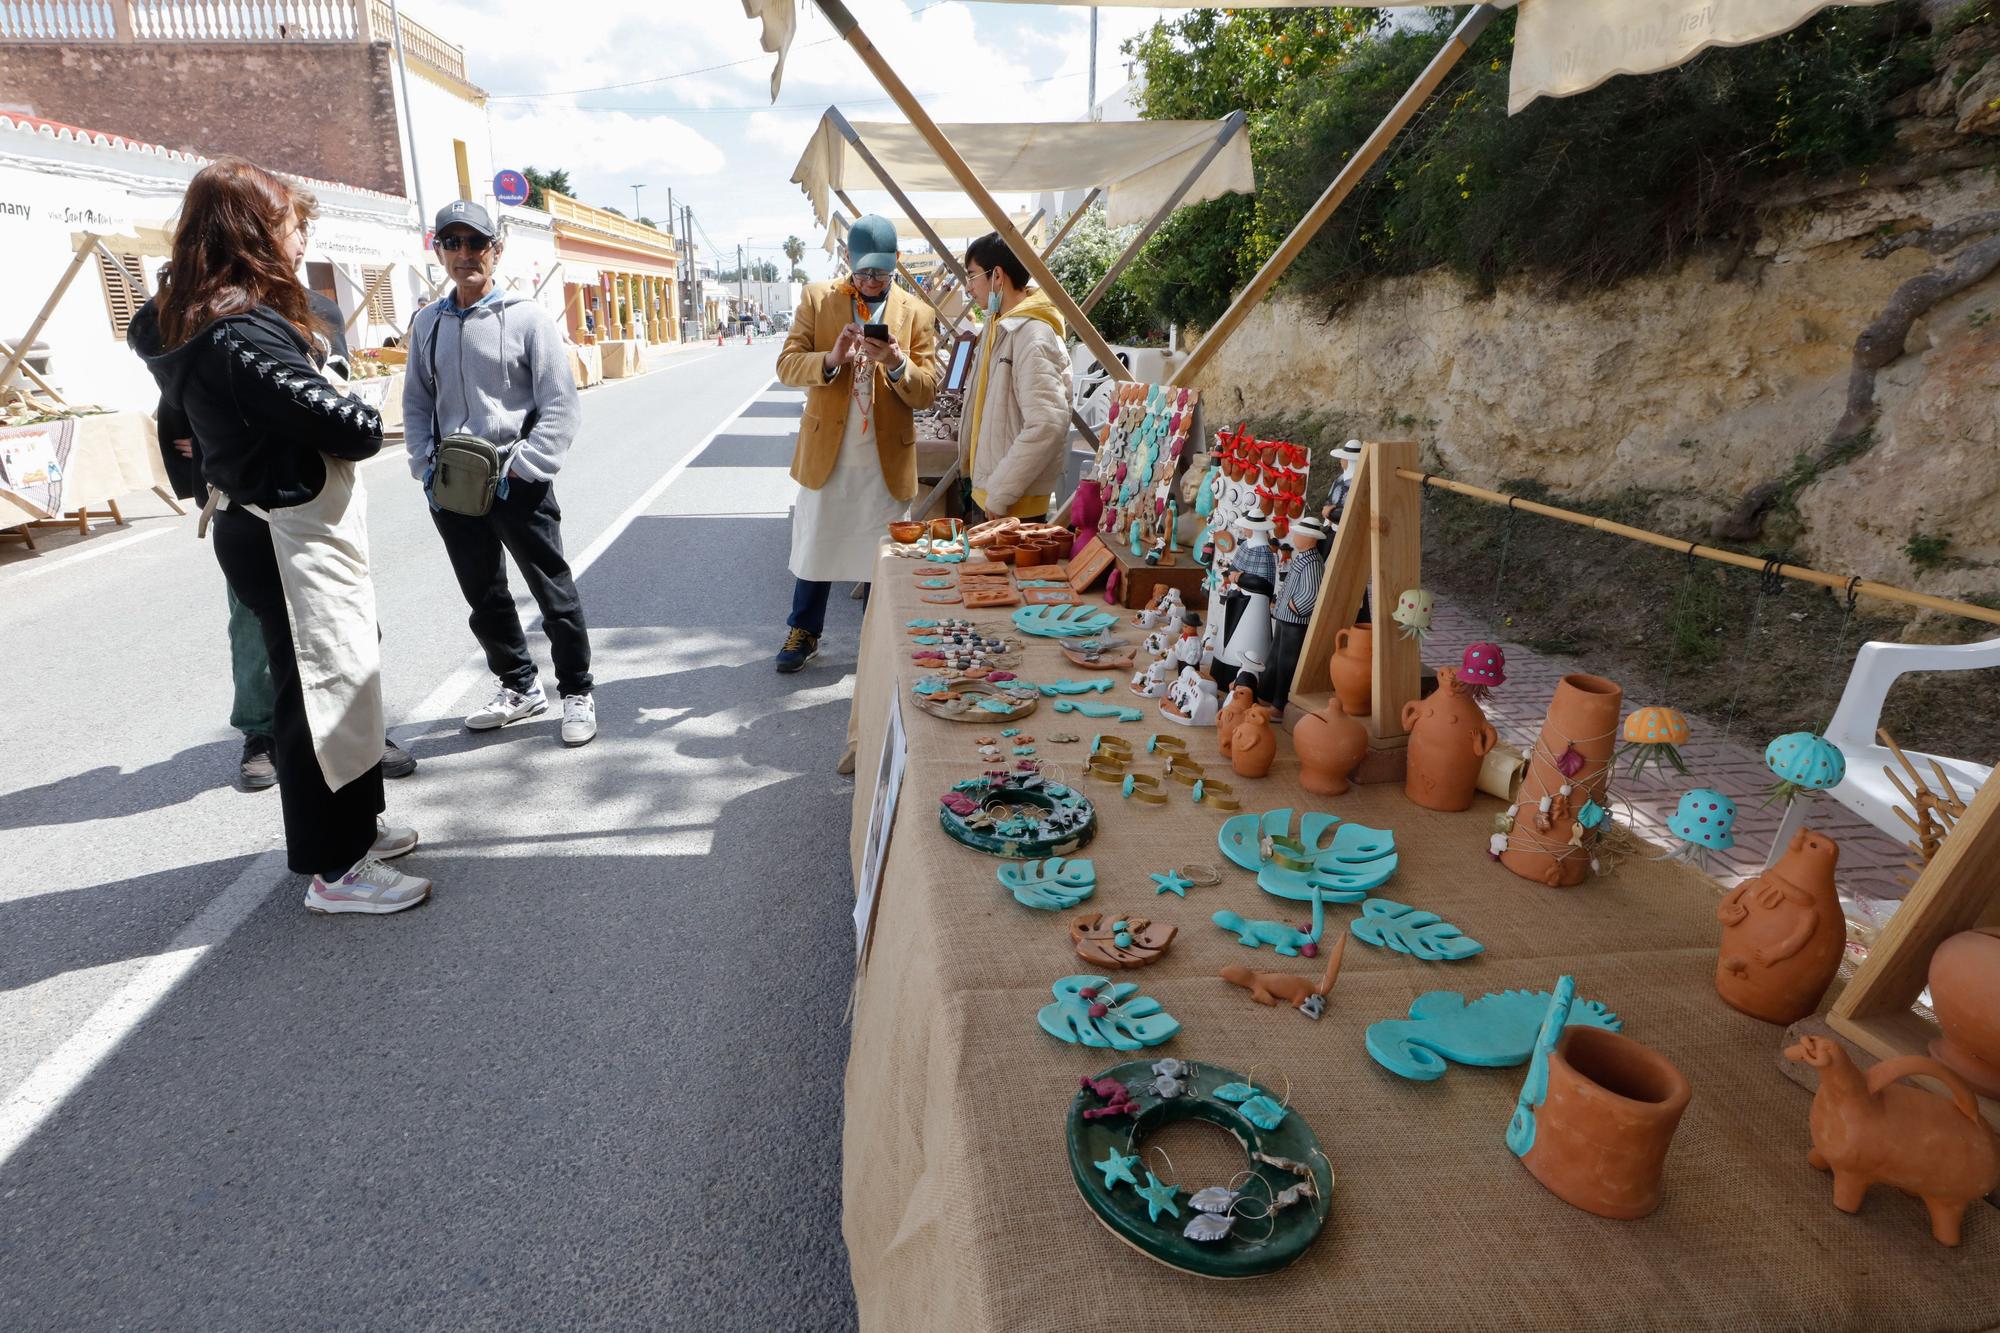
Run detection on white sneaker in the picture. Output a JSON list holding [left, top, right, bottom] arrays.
[[304, 856, 432, 915], [372, 817, 419, 859], [561, 693, 597, 747], [466, 681, 547, 731]]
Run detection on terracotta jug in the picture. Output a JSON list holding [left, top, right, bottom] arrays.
[[1293, 697, 1368, 797], [1519, 1027, 1692, 1220], [1401, 668, 1497, 812], [1929, 927, 2000, 1099], [1500, 673, 1623, 888], [1714, 828, 1844, 1025], [1787, 1034, 2000, 1246], [1330, 625, 1372, 718], [1230, 705, 1279, 779], [1215, 681, 1258, 758]]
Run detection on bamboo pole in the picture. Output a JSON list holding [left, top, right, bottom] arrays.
[[1169, 6, 1499, 388], [815, 0, 1132, 384], [1401, 468, 2000, 629], [0, 236, 99, 391]]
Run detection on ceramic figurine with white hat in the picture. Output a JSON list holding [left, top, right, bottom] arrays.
[[1260, 513, 1328, 713], [1214, 513, 1277, 692]]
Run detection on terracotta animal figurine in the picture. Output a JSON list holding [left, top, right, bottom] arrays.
[[1220, 933, 1348, 1015], [1401, 667, 1496, 812], [1292, 696, 1368, 797], [1715, 828, 1844, 1025], [1229, 704, 1279, 779], [1079, 1074, 1140, 1121], [1786, 1034, 1999, 1246], [1215, 680, 1259, 758]]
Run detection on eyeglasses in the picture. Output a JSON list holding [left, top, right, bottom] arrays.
[[438, 234, 494, 253], [852, 267, 890, 281]]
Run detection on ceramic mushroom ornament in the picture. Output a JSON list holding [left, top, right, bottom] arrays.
[[1458, 642, 1506, 700], [1663, 788, 1737, 872], [1391, 588, 1434, 642]]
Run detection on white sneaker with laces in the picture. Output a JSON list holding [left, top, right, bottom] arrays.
[[304, 856, 432, 915], [372, 817, 419, 859], [561, 693, 597, 747], [466, 681, 547, 731]]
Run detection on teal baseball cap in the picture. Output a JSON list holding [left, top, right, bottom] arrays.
[[846, 214, 899, 273]]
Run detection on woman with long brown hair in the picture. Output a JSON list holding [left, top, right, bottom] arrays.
[[129, 157, 432, 915]]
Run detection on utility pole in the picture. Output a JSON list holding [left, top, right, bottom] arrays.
[[631, 183, 647, 221], [1087, 7, 1098, 118], [388, 0, 427, 225]]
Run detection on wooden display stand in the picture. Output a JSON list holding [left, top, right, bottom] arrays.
[[1826, 771, 2000, 1130], [1105, 540, 1206, 611], [1284, 439, 1425, 782]]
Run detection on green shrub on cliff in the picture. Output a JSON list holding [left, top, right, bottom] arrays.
[[1119, 3, 1935, 324]]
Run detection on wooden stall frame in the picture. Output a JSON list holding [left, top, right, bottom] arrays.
[[0, 233, 100, 393], [1828, 770, 2000, 1128]]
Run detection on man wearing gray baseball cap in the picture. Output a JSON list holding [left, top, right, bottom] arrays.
[[405, 200, 597, 746]]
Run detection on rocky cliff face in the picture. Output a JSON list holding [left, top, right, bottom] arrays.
[[1192, 34, 2000, 618]]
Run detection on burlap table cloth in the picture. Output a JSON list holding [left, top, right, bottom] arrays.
[[843, 547, 2000, 1333]]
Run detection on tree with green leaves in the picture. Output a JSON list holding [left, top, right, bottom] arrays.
[[1046, 206, 1161, 346], [522, 165, 571, 210], [783, 235, 806, 267]]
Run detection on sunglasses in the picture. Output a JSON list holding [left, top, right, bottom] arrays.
[[437, 234, 494, 253]]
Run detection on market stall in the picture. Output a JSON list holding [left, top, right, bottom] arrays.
[[835, 460, 2000, 1329]]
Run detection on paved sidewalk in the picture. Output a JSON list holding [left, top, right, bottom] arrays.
[[1423, 599, 1910, 927]]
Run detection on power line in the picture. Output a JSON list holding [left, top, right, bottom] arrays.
[[517, 68, 1086, 117], [489, 0, 953, 101]]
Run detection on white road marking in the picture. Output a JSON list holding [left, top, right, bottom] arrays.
[[0, 849, 285, 1171], [0, 373, 783, 1174], [0, 526, 173, 586]]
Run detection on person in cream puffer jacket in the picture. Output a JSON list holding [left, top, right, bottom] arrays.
[[961, 232, 1074, 520]]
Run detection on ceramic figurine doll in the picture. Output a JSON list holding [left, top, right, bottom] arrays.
[[1214, 515, 1277, 692], [1163, 664, 1220, 726], [1131, 654, 1171, 698], [1167, 612, 1206, 676], [1260, 515, 1327, 715]]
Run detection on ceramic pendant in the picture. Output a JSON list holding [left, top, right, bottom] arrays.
[[1038, 976, 1180, 1050], [1071, 912, 1176, 969], [1349, 899, 1484, 961]]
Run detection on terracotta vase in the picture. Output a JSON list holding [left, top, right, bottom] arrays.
[[1293, 697, 1368, 797], [1401, 668, 1498, 813], [1230, 706, 1279, 779], [1330, 626, 1373, 719], [1929, 927, 2000, 1099], [1520, 1027, 1692, 1220], [1215, 682, 1258, 758], [1500, 673, 1623, 888], [1714, 828, 1845, 1025], [1787, 1033, 2000, 1246]]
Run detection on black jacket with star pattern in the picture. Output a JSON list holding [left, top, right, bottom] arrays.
[[129, 299, 381, 510]]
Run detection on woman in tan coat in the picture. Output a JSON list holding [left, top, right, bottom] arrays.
[[960, 232, 1073, 521]]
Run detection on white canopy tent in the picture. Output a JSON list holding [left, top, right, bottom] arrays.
[[822, 208, 1045, 257]]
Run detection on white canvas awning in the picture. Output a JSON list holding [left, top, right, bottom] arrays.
[[823, 209, 1042, 256], [791, 114, 1254, 230], [748, 0, 1890, 115]]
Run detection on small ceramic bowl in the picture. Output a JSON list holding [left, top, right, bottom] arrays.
[[929, 518, 962, 542], [888, 521, 925, 543]]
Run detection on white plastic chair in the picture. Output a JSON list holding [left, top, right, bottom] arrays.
[[1766, 636, 2000, 867]]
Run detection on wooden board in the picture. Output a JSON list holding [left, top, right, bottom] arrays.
[[1105, 541, 1206, 611], [1066, 536, 1115, 594], [1290, 445, 1373, 696]]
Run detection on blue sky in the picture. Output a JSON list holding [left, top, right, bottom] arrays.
[[415, 0, 1174, 279]]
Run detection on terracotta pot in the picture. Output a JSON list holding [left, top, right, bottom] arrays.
[[1929, 927, 2000, 1099], [887, 521, 924, 543], [985, 544, 1022, 566], [1293, 697, 1368, 797], [929, 517, 962, 542], [1714, 828, 1844, 1025], [1330, 626, 1372, 718], [1230, 706, 1279, 779], [1401, 669, 1497, 812], [1215, 682, 1259, 758], [1500, 673, 1623, 888], [1520, 1027, 1692, 1220]]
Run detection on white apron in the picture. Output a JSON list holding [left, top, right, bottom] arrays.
[[226, 459, 385, 792], [788, 388, 907, 584]]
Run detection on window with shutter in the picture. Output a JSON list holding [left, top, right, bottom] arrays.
[[96, 250, 148, 340], [362, 265, 397, 326]]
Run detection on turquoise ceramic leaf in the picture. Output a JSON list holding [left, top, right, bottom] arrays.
[[1349, 899, 1483, 961], [997, 857, 1098, 911], [1014, 605, 1120, 639], [1508, 977, 1576, 1157], [1039, 976, 1180, 1050], [1365, 988, 1622, 1081], [1237, 1095, 1288, 1130], [1213, 1082, 1258, 1103], [1215, 809, 1399, 904]]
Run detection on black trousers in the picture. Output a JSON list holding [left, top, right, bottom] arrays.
[[1262, 617, 1307, 711], [211, 505, 384, 878], [430, 479, 593, 697]]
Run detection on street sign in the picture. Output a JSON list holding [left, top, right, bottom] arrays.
[[493, 169, 530, 207]]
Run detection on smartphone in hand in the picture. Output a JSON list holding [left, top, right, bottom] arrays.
[[862, 322, 891, 343]]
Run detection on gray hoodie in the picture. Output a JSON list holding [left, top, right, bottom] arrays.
[[403, 290, 580, 482]]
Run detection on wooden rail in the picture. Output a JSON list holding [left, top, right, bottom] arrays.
[[1400, 468, 2000, 628]]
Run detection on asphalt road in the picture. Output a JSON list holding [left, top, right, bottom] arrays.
[[0, 342, 866, 1332]]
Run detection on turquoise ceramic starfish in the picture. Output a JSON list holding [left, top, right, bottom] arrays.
[[1137, 1171, 1182, 1222], [1094, 1148, 1141, 1190], [1150, 870, 1194, 898]]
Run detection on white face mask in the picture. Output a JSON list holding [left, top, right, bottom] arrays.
[[985, 288, 1002, 318]]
